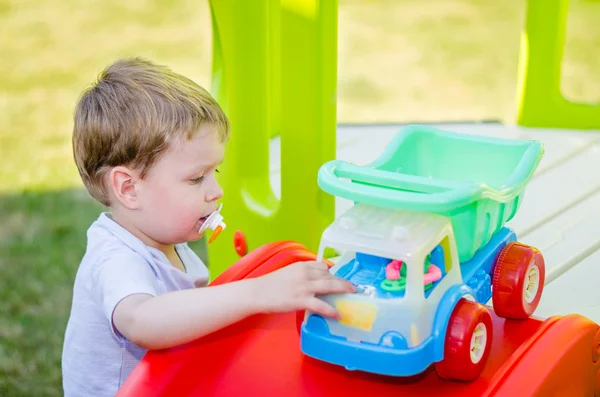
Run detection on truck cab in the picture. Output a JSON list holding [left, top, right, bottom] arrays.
[[301, 203, 474, 376], [316, 203, 462, 346]]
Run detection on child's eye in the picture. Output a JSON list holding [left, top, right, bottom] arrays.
[[191, 176, 205, 184]]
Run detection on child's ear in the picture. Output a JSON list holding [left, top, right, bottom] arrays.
[[109, 166, 141, 210]]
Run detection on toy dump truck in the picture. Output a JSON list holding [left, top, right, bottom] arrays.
[[300, 125, 546, 381]]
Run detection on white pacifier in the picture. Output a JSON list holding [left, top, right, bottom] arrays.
[[198, 203, 226, 243]]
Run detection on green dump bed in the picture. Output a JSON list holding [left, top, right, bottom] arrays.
[[318, 125, 544, 263]]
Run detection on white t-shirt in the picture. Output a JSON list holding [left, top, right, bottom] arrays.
[[61, 213, 209, 396]]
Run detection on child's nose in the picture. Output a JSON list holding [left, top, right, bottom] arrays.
[[206, 179, 224, 202]]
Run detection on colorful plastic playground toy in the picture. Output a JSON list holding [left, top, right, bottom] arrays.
[[300, 125, 546, 381], [114, 0, 600, 391], [117, 125, 600, 396]]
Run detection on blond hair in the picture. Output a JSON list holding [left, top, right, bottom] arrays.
[[72, 57, 230, 206]]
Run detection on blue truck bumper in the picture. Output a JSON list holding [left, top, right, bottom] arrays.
[[300, 315, 438, 377]]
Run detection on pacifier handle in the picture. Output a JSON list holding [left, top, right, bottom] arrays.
[[198, 203, 226, 243]]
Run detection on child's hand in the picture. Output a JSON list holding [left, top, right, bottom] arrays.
[[254, 261, 355, 318]]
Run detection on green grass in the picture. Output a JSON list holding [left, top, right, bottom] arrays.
[[0, 190, 102, 395], [1, 0, 600, 395]]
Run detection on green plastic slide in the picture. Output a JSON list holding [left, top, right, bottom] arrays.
[[207, 0, 338, 276]]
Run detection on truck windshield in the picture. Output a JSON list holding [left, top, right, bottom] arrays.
[[330, 249, 445, 299]]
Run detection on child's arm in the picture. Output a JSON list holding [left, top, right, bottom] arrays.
[[112, 261, 354, 350]]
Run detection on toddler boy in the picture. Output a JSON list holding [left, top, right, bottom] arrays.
[[61, 57, 353, 396]]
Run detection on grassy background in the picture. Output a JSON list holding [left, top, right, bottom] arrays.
[[1, 0, 599, 395]]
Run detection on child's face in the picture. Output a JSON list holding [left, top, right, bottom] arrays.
[[134, 125, 225, 246]]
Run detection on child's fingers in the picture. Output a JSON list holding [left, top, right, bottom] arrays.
[[309, 277, 355, 295], [307, 261, 330, 273], [307, 266, 332, 280], [305, 297, 340, 319]]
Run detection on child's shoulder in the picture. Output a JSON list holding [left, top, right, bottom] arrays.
[[74, 214, 162, 293], [81, 212, 151, 268]]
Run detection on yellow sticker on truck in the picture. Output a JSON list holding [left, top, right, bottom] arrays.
[[336, 300, 377, 331]]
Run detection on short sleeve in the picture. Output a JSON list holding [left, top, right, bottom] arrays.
[[93, 249, 161, 338]]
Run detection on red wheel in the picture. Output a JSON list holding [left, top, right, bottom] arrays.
[[435, 299, 493, 381], [492, 242, 545, 319]]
